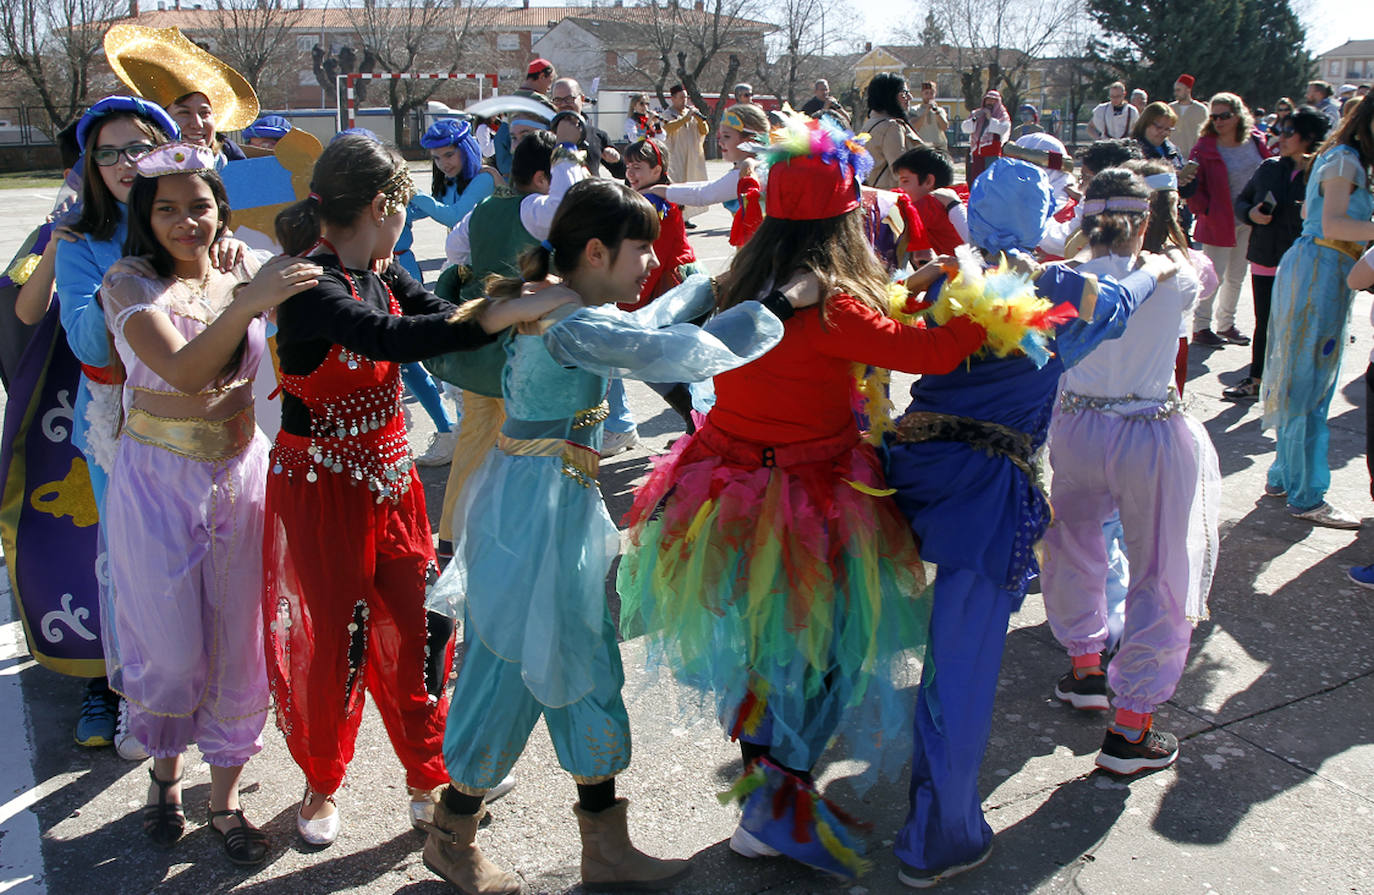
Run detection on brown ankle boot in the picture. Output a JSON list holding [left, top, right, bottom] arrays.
[[420, 803, 520, 895], [574, 798, 691, 890]]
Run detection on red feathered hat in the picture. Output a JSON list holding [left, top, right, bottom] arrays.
[[761, 115, 870, 221]]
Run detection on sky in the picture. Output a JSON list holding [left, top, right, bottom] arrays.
[[839, 0, 1368, 57]]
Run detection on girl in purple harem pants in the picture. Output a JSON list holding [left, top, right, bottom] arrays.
[[100, 142, 322, 863], [1041, 164, 1220, 776]]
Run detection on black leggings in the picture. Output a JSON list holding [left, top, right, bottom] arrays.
[[1249, 273, 1275, 380]]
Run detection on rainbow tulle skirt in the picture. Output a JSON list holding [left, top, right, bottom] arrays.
[[617, 421, 930, 778]]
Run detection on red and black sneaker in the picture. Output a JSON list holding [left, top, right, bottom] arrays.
[[1054, 669, 1109, 711], [1095, 723, 1179, 775]]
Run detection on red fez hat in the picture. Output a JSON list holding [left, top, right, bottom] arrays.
[[760, 114, 871, 221], [527, 58, 553, 75], [1176, 74, 1195, 88]]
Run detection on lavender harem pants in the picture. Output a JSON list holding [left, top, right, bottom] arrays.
[[1041, 409, 1197, 714]]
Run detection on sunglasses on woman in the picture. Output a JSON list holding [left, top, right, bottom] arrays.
[[1210, 111, 1235, 121]]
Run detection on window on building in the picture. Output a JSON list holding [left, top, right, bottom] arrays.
[[497, 32, 519, 51], [296, 36, 316, 53], [1330, 60, 1340, 76]]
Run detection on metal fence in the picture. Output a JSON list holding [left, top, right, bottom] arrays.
[[0, 107, 55, 147]]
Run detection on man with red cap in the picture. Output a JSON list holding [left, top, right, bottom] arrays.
[[1170, 74, 1208, 159], [520, 57, 556, 99]]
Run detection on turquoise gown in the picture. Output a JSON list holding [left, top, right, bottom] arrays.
[[426, 275, 784, 789], [1261, 144, 1373, 512]]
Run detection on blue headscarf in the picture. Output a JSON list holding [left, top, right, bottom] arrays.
[[333, 127, 381, 143], [420, 118, 481, 183], [242, 114, 292, 140], [967, 158, 1054, 253], [75, 96, 180, 152]]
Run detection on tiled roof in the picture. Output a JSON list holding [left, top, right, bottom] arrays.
[[1317, 39, 1374, 58]]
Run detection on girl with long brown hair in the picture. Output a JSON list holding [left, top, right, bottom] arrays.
[[618, 115, 989, 878]]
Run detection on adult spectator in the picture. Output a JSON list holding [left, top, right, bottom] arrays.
[[623, 92, 663, 142], [519, 58, 556, 100], [1338, 83, 1357, 110], [550, 77, 622, 177], [860, 72, 922, 189], [1187, 91, 1272, 346], [801, 79, 833, 115], [1266, 97, 1295, 150], [1132, 102, 1198, 194], [1305, 80, 1341, 128], [1223, 106, 1330, 401], [662, 84, 709, 222], [1169, 73, 1208, 159], [960, 88, 1009, 180], [1088, 81, 1139, 139], [494, 58, 558, 178], [1130, 88, 1148, 113], [732, 83, 753, 106], [909, 80, 949, 151]]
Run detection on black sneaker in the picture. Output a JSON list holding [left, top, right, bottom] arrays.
[[1191, 328, 1225, 347], [1095, 725, 1179, 775], [1054, 669, 1109, 710], [897, 840, 993, 889]]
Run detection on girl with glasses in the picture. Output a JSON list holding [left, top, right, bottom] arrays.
[[1186, 92, 1272, 347]]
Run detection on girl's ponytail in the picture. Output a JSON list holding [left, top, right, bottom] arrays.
[[276, 195, 323, 257], [486, 243, 553, 301]]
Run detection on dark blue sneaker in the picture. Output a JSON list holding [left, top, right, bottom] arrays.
[[898, 840, 993, 888], [75, 678, 117, 747], [1348, 564, 1374, 590]]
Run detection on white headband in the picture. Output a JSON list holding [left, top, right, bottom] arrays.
[[1081, 196, 1151, 215], [1144, 171, 1178, 192]]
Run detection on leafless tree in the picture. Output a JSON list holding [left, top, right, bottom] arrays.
[[206, 0, 308, 109], [912, 0, 1082, 113], [751, 0, 861, 109], [0, 0, 124, 134], [345, 0, 496, 145], [617, 0, 772, 132]]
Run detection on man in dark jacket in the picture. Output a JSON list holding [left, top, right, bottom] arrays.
[[1223, 106, 1330, 400]]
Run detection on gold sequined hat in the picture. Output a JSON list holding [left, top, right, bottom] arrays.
[[104, 24, 260, 133]]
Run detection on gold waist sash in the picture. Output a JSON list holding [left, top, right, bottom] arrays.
[[496, 433, 600, 487], [1314, 237, 1364, 261], [123, 406, 256, 461]]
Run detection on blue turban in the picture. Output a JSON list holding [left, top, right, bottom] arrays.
[[420, 117, 481, 183], [75, 96, 180, 151], [332, 127, 381, 144], [242, 114, 292, 140], [967, 158, 1054, 253]]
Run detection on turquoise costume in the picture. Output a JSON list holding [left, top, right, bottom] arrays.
[[427, 276, 783, 791], [395, 172, 496, 283], [1261, 145, 1373, 512]]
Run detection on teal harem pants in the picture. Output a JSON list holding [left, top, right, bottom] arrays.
[[442, 610, 632, 794]]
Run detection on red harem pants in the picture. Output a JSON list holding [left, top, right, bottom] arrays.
[[263, 461, 449, 794]]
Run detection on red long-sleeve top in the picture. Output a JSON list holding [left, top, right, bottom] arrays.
[[910, 193, 965, 256], [710, 294, 986, 444], [620, 201, 697, 311]]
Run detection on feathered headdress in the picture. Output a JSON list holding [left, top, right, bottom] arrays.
[[756, 111, 873, 221]]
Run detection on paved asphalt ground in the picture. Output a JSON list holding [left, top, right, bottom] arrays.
[[1, 163, 1371, 894]]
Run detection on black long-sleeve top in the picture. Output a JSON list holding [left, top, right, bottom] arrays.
[[1233, 156, 1307, 268], [275, 255, 494, 436]]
